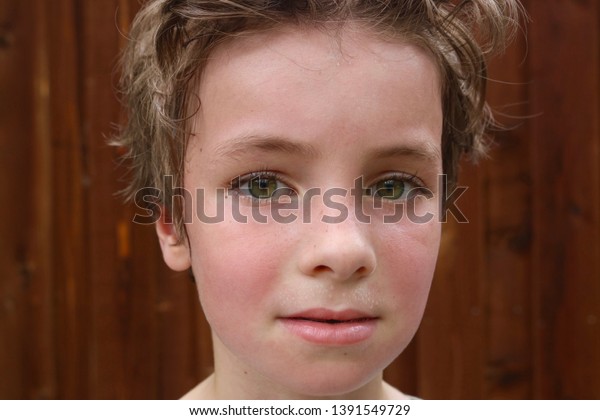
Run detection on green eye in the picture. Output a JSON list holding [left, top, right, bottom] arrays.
[[248, 176, 279, 199], [374, 179, 405, 200]]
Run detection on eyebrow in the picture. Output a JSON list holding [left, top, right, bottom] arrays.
[[367, 143, 441, 163], [214, 134, 440, 163], [214, 135, 321, 160]]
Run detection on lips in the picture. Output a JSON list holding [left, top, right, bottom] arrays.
[[279, 309, 378, 345], [285, 308, 375, 323]]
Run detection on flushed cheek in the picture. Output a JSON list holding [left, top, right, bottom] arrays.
[[379, 222, 440, 313], [189, 219, 293, 332]]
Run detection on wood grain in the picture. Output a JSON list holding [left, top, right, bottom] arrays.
[[0, 0, 598, 399]]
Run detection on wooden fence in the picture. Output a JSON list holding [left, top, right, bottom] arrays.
[[1, 0, 598, 399]]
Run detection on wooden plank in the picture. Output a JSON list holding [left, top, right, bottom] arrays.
[[80, 0, 153, 398], [417, 162, 488, 399], [0, 0, 59, 399], [483, 17, 533, 398], [43, 0, 89, 399], [0, 0, 34, 399], [528, 0, 600, 399]]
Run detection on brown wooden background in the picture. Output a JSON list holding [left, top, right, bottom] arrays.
[[1, 0, 599, 399]]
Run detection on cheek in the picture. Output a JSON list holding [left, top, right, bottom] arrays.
[[187, 220, 291, 327], [378, 220, 441, 311]]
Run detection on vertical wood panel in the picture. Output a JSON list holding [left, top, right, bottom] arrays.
[[81, 0, 139, 398], [528, 0, 600, 399], [46, 0, 89, 399], [418, 162, 488, 399], [1, 0, 599, 400], [484, 17, 533, 398], [0, 0, 59, 399], [1, 0, 38, 399], [28, 0, 58, 399]]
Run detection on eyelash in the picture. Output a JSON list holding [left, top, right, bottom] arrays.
[[366, 173, 432, 201], [228, 170, 431, 203], [229, 170, 295, 203]]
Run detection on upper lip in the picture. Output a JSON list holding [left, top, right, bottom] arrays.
[[280, 308, 378, 323]]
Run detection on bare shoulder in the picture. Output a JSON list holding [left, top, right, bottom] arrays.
[[382, 381, 420, 400], [180, 375, 215, 400]]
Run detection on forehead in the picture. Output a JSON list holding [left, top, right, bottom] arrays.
[[193, 24, 442, 166], [201, 23, 441, 98]]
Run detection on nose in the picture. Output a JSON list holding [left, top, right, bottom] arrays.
[[297, 215, 377, 282]]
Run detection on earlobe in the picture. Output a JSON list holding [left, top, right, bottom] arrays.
[[155, 207, 192, 272]]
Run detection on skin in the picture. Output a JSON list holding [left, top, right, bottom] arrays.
[[156, 24, 443, 399]]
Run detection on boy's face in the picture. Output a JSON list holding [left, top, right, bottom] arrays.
[[158, 25, 443, 398]]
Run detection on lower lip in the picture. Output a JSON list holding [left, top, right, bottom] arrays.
[[279, 318, 377, 345]]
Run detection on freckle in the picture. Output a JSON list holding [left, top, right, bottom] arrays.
[[343, 352, 348, 356], [244, 371, 248, 375]]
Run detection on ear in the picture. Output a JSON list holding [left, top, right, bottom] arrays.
[[155, 207, 192, 271]]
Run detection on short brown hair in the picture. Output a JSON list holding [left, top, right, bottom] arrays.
[[114, 0, 522, 231]]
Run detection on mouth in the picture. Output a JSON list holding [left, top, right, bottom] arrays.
[[283, 308, 377, 322], [289, 317, 374, 324], [278, 309, 378, 345]]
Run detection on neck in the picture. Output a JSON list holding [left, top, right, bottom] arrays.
[[190, 373, 389, 400]]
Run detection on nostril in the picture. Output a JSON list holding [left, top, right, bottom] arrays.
[[312, 263, 371, 278], [356, 266, 368, 275], [314, 265, 331, 273]]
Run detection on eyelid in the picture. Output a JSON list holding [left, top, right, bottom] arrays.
[[229, 170, 296, 201], [231, 170, 291, 188], [368, 172, 432, 199], [228, 170, 432, 202], [372, 172, 424, 187]]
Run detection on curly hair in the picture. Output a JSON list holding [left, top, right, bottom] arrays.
[[114, 0, 522, 234]]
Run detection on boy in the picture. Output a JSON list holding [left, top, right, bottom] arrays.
[[115, 0, 521, 399]]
